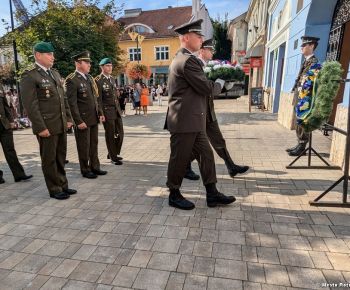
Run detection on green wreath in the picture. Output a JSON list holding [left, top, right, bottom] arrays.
[[302, 61, 343, 132]]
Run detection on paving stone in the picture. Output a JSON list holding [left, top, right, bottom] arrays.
[[69, 261, 107, 282], [133, 268, 170, 290], [88, 246, 121, 264], [14, 254, 52, 273], [192, 256, 215, 276], [193, 241, 213, 257], [146, 225, 166, 237], [179, 240, 195, 255], [147, 252, 180, 271], [1, 271, 36, 290], [264, 264, 291, 286], [243, 246, 258, 262], [212, 242, 242, 260], [98, 234, 127, 248], [97, 264, 121, 284], [0, 252, 28, 269], [62, 280, 95, 290], [162, 226, 189, 239], [208, 277, 242, 290], [323, 238, 350, 253], [166, 272, 186, 290], [26, 274, 50, 290], [214, 258, 247, 280], [128, 250, 152, 268], [248, 262, 266, 283], [327, 253, 350, 271], [113, 223, 139, 235], [183, 274, 207, 290], [309, 251, 333, 269], [72, 244, 97, 260], [278, 249, 314, 267], [243, 281, 262, 290], [152, 238, 181, 253], [36, 240, 69, 256], [257, 247, 280, 264], [278, 235, 311, 250], [287, 266, 327, 289], [218, 230, 245, 245], [51, 258, 81, 278], [82, 232, 106, 245], [112, 266, 140, 288], [177, 255, 195, 273]]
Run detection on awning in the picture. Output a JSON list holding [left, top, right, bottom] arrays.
[[246, 45, 263, 58]]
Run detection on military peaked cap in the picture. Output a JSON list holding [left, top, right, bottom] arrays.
[[72, 51, 91, 62], [201, 39, 214, 49], [301, 36, 320, 47], [99, 58, 112, 66], [33, 42, 55, 53], [174, 19, 204, 36]]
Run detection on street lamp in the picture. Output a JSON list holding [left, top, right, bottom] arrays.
[[128, 31, 145, 64]]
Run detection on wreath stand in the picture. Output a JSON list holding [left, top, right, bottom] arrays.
[[308, 79, 350, 207], [286, 131, 341, 170]]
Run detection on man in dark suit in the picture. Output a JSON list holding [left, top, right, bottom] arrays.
[[164, 19, 235, 210], [287, 36, 319, 156], [187, 39, 249, 179], [66, 51, 107, 179], [20, 41, 75, 199], [95, 58, 123, 166], [0, 84, 32, 184]]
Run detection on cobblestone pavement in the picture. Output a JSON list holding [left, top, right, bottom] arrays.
[[0, 96, 349, 290]]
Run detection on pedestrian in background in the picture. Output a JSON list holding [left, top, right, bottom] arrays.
[[140, 83, 149, 116], [156, 84, 163, 106]]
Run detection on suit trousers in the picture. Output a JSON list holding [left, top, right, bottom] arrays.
[[206, 120, 234, 166], [0, 124, 25, 179], [74, 124, 100, 174], [37, 133, 68, 194], [167, 131, 217, 189], [103, 117, 124, 160]]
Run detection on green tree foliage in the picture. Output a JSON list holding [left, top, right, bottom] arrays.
[[212, 16, 232, 61], [5, 0, 123, 77]]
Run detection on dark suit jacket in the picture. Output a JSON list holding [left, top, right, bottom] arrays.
[[95, 74, 122, 120], [0, 87, 13, 130], [164, 48, 222, 133], [20, 64, 72, 135], [66, 71, 103, 127]]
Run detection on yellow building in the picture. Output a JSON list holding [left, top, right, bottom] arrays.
[[117, 6, 193, 85]]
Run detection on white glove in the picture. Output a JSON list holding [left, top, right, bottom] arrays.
[[224, 81, 234, 90], [215, 78, 225, 89]]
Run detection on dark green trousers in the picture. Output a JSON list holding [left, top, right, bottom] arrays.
[[37, 133, 68, 194], [0, 123, 25, 179], [74, 124, 100, 174], [167, 131, 217, 189], [103, 117, 124, 161]]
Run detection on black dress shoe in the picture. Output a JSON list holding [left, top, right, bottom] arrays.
[[65, 160, 69, 164], [184, 170, 200, 180], [207, 191, 236, 207], [169, 189, 195, 210], [82, 172, 98, 179], [63, 188, 77, 195], [50, 192, 70, 200], [15, 174, 33, 182], [288, 144, 307, 156], [107, 153, 110, 159], [228, 165, 249, 177], [286, 144, 299, 153], [116, 156, 123, 161], [112, 160, 123, 165], [92, 169, 108, 175]]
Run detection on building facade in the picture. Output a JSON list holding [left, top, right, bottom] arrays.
[[117, 1, 213, 86], [227, 12, 248, 65], [263, 0, 350, 167]]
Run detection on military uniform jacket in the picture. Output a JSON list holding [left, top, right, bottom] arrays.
[[20, 64, 72, 135], [164, 48, 222, 133], [95, 74, 122, 120], [0, 86, 14, 130], [66, 71, 103, 127], [292, 55, 319, 91]]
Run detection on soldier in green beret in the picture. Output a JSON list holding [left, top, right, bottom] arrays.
[[95, 58, 124, 165], [66, 51, 107, 179], [20, 41, 76, 200]]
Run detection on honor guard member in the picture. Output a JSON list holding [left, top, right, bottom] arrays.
[[20, 41, 76, 200], [66, 51, 107, 179], [287, 36, 319, 156], [95, 58, 123, 165], [186, 39, 249, 178], [0, 84, 32, 184], [164, 19, 236, 210]]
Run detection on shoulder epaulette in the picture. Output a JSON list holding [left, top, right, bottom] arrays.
[[95, 74, 101, 81], [24, 64, 36, 72], [65, 72, 75, 80]]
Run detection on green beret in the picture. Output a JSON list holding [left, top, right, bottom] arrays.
[[99, 58, 112, 65], [33, 42, 55, 53]]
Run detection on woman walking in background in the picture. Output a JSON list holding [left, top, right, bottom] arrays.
[[119, 87, 127, 116], [140, 83, 149, 116]]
